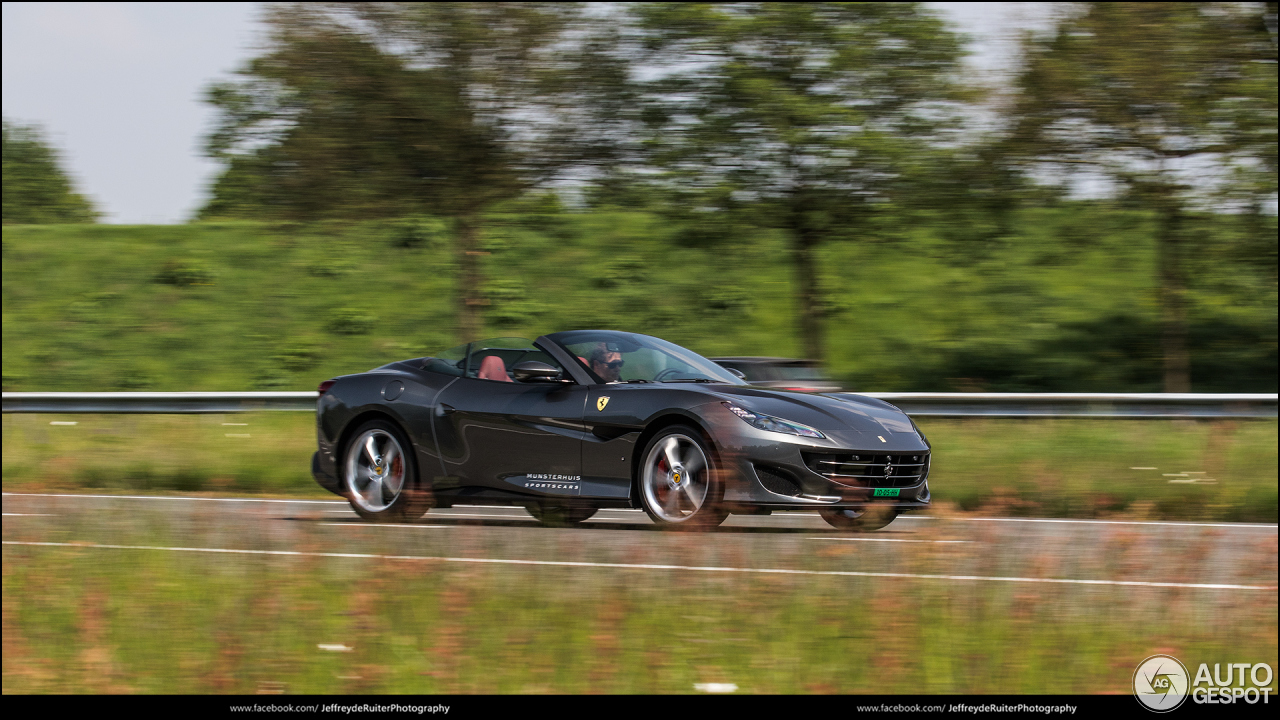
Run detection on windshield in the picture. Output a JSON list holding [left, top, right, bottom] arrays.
[[546, 331, 747, 385]]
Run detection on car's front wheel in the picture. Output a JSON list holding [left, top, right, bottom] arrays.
[[819, 506, 898, 532], [343, 419, 431, 522], [638, 425, 728, 531]]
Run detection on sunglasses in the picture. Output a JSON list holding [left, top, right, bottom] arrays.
[[599, 360, 624, 370]]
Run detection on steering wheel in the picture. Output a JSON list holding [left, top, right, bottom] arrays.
[[654, 368, 683, 382]]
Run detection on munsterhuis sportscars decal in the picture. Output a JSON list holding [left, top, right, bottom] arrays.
[[507, 473, 582, 495]]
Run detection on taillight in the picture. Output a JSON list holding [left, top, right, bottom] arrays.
[[318, 380, 336, 395]]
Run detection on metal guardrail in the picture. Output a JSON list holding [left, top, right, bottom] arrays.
[[1, 392, 317, 414], [848, 393, 1278, 418], [2, 391, 1276, 417]]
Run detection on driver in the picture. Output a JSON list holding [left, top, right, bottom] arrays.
[[587, 343, 624, 383]]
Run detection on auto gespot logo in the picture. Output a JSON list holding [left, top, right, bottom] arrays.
[[1133, 655, 1274, 711]]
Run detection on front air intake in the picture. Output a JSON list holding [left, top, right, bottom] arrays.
[[755, 465, 803, 497], [801, 451, 930, 489]]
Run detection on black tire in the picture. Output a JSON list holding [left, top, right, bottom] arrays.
[[819, 506, 898, 532], [341, 419, 432, 522], [528, 505, 598, 528], [637, 424, 728, 531]]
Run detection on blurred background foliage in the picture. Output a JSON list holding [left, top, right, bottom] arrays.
[[2, 119, 98, 225], [2, 2, 1275, 393], [2, 205, 1273, 392]]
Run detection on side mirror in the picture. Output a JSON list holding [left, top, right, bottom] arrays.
[[727, 368, 746, 379], [512, 361, 567, 383]]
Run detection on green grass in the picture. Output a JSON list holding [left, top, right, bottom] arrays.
[[929, 418, 1278, 522], [4, 208, 1273, 695], [3, 206, 1275, 394], [4, 414, 1275, 522], [3, 540, 1275, 693], [1, 412, 327, 498]]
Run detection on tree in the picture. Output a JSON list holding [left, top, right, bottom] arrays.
[[201, 3, 584, 341], [1009, 2, 1277, 392], [630, 3, 968, 360], [2, 119, 98, 224]]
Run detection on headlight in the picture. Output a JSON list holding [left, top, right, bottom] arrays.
[[723, 402, 825, 439]]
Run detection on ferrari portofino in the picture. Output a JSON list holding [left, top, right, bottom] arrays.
[[312, 330, 931, 530]]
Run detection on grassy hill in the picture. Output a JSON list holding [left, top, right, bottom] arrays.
[[2, 206, 1275, 392]]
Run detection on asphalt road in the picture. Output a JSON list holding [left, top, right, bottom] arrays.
[[3, 492, 1276, 592]]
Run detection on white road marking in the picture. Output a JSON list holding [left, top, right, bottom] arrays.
[[2, 513, 54, 517], [435, 512, 537, 520], [1, 492, 347, 505], [809, 537, 971, 544], [448, 504, 643, 514], [4, 540, 1274, 592], [317, 644, 352, 652], [3, 493, 1275, 529], [321, 523, 449, 529], [326, 512, 645, 522], [895, 516, 1277, 530], [49, 421, 78, 426]]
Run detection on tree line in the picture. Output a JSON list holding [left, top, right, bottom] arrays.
[[2, 119, 98, 225], [7, 3, 1276, 392]]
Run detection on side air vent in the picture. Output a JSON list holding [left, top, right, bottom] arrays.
[[755, 465, 803, 497]]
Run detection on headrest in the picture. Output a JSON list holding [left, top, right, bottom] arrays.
[[477, 355, 512, 382]]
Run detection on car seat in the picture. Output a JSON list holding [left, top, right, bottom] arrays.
[[477, 355, 512, 382]]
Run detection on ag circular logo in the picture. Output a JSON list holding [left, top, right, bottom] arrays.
[[1134, 654, 1190, 712]]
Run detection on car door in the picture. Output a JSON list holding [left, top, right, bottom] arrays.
[[581, 384, 648, 499], [432, 340, 589, 499]]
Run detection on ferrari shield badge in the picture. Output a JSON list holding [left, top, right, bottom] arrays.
[[597, 396, 610, 411]]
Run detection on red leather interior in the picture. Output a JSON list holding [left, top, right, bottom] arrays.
[[477, 355, 512, 382]]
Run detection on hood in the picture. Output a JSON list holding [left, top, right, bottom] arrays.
[[695, 384, 924, 449]]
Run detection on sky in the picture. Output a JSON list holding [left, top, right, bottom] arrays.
[[2, 2, 1054, 225]]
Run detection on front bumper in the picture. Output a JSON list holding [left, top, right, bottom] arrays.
[[721, 435, 932, 510]]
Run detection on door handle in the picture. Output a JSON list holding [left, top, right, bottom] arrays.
[[439, 404, 456, 415]]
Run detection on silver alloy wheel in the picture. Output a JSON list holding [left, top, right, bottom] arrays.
[[641, 433, 711, 523], [346, 429, 406, 513]]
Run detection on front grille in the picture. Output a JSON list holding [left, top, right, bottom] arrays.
[[802, 451, 929, 489], [755, 465, 802, 497]]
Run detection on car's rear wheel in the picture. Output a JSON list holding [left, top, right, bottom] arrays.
[[638, 425, 727, 531], [820, 506, 898, 532], [343, 419, 431, 522], [527, 505, 598, 528]]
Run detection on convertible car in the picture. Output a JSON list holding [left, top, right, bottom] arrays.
[[312, 330, 931, 531]]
